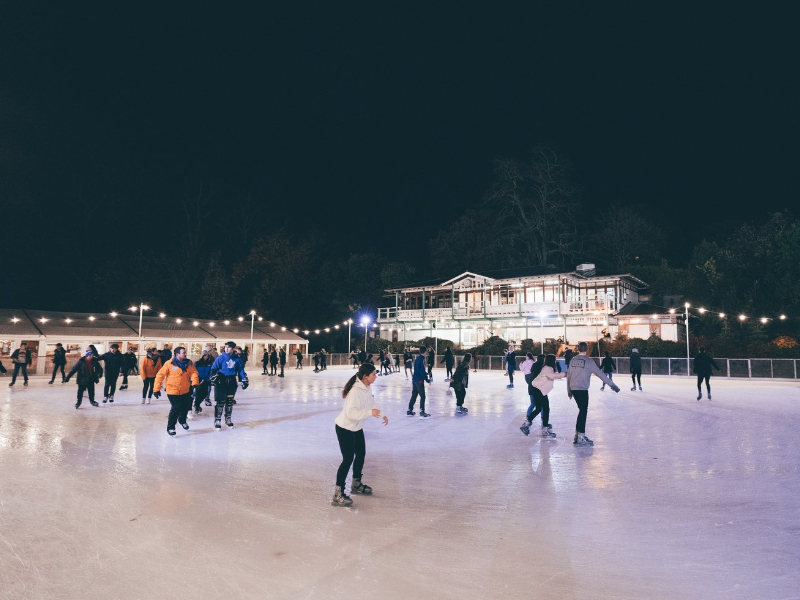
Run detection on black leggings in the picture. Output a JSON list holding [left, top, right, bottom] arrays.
[[572, 390, 589, 433], [508, 370, 514, 384], [631, 370, 641, 386], [446, 365, 453, 379], [142, 377, 155, 398], [697, 374, 711, 392], [50, 364, 66, 382], [77, 381, 96, 404], [528, 387, 550, 427], [454, 387, 467, 407], [104, 375, 119, 398], [335, 425, 365, 488]]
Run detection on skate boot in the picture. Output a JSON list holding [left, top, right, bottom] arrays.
[[146, 398, 151, 404], [639, 386, 642, 391], [214, 419, 222, 429], [600, 385, 605, 391], [49, 380, 54, 385], [460, 406, 468, 413], [541, 426, 557, 438], [103, 396, 108, 403], [90, 400, 99, 407], [225, 416, 234, 428], [181, 422, 189, 430], [351, 479, 372, 494], [708, 393, 712, 400], [419, 412, 431, 419], [141, 398, 145, 404], [205, 399, 212, 406], [23, 381, 28, 387], [167, 429, 176, 436], [573, 432, 594, 446], [119, 384, 127, 390], [697, 392, 702, 401], [75, 402, 81, 409], [406, 410, 416, 417], [332, 485, 353, 507], [631, 386, 636, 391], [109, 395, 114, 403], [506, 383, 514, 389], [520, 421, 531, 436]]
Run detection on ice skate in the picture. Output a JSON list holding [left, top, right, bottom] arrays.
[[48, 380, 54, 385], [697, 392, 702, 400], [181, 423, 189, 430], [444, 378, 450, 383], [460, 406, 468, 413], [541, 426, 557, 438], [708, 393, 712, 400], [631, 386, 636, 391], [506, 383, 514, 389], [75, 403, 80, 409], [332, 485, 353, 507], [109, 395, 114, 403], [167, 429, 176, 436], [573, 433, 594, 446], [638, 386, 642, 391], [141, 398, 145, 404], [225, 416, 234, 428], [600, 385, 605, 391], [90, 400, 99, 407], [406, 410, 416, 417], [205, 399, 212, 406], [103, 397, 108, 403], [520, 422, 530, 436], [419, 412, 431, 419], [351, 479, 372, 495], [119, 384, 127, 390], [23, 381, 28, 387], [146, 398, 151, 404], [214, 419, 222, 429]]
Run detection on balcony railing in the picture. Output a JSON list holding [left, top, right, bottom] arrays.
[[378, 300, 602, 321]]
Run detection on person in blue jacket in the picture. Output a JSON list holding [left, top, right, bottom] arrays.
[[210, 341, 249, 429], [407, 346, 431, 419], [193, 350, 214, 414]]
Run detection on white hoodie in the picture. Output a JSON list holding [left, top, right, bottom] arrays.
[[532, 365, 566, 395], [335, 378, 384, 432]]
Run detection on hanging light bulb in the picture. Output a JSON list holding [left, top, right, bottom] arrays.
[[719, 313, 725, 318], [780, 314, 787, 320], [281, 327, 286, 331], [110, 311, 118, 317], [238, 316, 244, 322], [159, 313, 166, 318], [698, 308, 706, 314], [176, 319, 183, 324], [293, 328, 299, 333], [738, 314, 747, 321], [224, 320, 230, 325], [760, 317, 768, 324], [88, 316, 96, 321]]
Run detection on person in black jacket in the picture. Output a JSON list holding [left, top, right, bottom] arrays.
[[694, 347, 721, 400], [49, 343, 68, 384], [279, 348, 287, 377], [65, 347, 104, 408], [98, 344, 125, 402], [450, 354, 471, 414], [630, 348, 642, 391], [441, 347, 455, 381], [564, 348, 574, 367], [120, 348, 137, 389], [9, 343, 32, 387], [426, 346, 435, 381], [160, 346, 172, 364], [295, 349, 304, 369], [269, 349, 278, 375], [600, 351, 615, 391], [403, 348, 413, 379], [262, 349, 269, 374]]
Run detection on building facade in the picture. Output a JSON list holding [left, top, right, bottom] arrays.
[[377, 264, 680, 347]]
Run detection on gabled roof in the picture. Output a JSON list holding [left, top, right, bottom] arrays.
[[615, 303, 676, 317]]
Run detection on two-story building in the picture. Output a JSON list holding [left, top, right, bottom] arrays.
[[377, 264, 680, 347]]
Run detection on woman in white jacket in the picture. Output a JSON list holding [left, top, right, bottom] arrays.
[[521, 354, 565, 438], [332, 363, 389, 507]]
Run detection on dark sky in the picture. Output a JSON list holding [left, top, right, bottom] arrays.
[[2, 3, 798, 252]]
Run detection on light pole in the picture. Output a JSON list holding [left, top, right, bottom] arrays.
[[361, 317, 370, 352], [684, 302, 691, 376], [249, 310, 256, 341], [539, 311, 546, 354], [347, 319, 353, 353], [129, 303, 150, 359]]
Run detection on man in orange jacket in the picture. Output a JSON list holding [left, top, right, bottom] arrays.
[[153, 346, 200, 436]]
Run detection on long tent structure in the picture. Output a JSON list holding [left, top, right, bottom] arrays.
[[0, 308, 308, 376]]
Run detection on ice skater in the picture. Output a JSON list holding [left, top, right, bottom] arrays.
[[262, 349, 269, 374], [140, 348, 162, 404], [630, 348, 642, 391], [98, 344, 125, 403], [269, 348, 278, 375], [8, 342, 32, 387], [441, 346, 455, 381], [521, 355, 564, 437], [600, 351, 615, 391], [332, 363, 388, 507], [295, 349, 304, 369], [210, 341, 249, 429], [65, 347, 104, 408], [49, 343, 67, 384], [403, 348, 413, 379], [450, 353, 471, 414], [566, 342, 620, 446], [119, 347, 138, 389], [407, 346, 431, 419], [426, 346, 435, 381], [152, 346, 200, 436], [520, 353, 543, 426], [505, 345, 517, 389], [193, 350, 214, 413], [279, 347, 287, 377], [694, 347, 720, 400]]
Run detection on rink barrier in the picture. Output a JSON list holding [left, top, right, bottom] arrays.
[[16, 354, 799, 380]]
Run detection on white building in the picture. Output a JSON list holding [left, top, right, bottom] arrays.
[[377, 264, 680, 347], [0, 308, 308, 376]]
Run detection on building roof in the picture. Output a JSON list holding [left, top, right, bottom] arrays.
[[0, 309, 307, 342], [615, 303, 676, 317]]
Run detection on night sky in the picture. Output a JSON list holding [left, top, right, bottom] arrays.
[[1, 4, 798, 300]]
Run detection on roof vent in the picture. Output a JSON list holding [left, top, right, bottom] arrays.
[[575, 263, 596, 276]]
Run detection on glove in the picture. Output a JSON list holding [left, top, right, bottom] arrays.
[[94, 378, 100, 384], [64, 377, 70, 383], [154, 391, 161, 399], [209, 373, 219, 384], [241, 378, 249, 390]]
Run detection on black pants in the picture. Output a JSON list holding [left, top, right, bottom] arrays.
[[280, 364, 285, 376], [454, 387, 467, 407], [335, 425, 365, 488], [631, 370, 642, 386], [214, 379, 238, 421], [572, 390, 589, 433], [194, 380, 211, 410], [270, 363, 277, 375], [296, 358, 303, 369], [427, 364, 433, 377], [167, 393, 192, 430], [508, 370, 514, 384], [50, 364, 66, 383], [104, 375, 119, 398], [528, 387, 550, 427], [142, 377, 155, 398], [121, 368, 129, 386], [77, 381, 96, 405], [408, 380, 426, 412], [11, 363, 28, 384], [446, 365, 453, 379], [697, 374, 711, 392]]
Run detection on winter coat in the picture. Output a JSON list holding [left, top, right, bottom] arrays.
[[441, 349, 455, 368], [160, 348, 172, 363], [124, 352, 138, 370], [450, 361, 470, 391], [53, 347, 67, 365], [66, 356, 104, 386], [262, 352, 269, 365], [269, 351, 278, 365], [506, 351, 517, 372], [279, 350, 287, 365], [601, 356, 615, 373], [630, 352, 642, 371], [532, 366, 566, 395], [564, 349, 574, 365], [412, 355, 429, 382], [140, 356, 163, 379], [154, 358, 200, 395], [195, 354, 213, 382], [11, 349, 32, 365], [99, 351, 125, 377], [694, 352, 720, 376], [334, 378, 383, 432]]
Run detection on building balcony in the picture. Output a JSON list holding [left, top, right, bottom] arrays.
[[378, 299, 612, 322]]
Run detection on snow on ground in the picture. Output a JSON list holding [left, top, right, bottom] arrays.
[[0, 368, 798, 600]]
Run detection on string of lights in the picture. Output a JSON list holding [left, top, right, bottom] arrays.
[[670, 303, 788, 324]]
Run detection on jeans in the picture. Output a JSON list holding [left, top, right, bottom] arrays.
[[50, 364, 66, 383], [11, 363, 28, 384], [104, 375, 119, 398], [572, 390, 589, 433], [77, 381, 96, 405], [408, 380, 426, 412], [335, 425, 365, 488], [167, 393, 192, 430], [528, 388, 550, 427]]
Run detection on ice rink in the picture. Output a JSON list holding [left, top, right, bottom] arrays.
[[1, 366, 798, 600]]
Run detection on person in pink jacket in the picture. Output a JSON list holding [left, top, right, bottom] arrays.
[[520, 355, 565, 438]]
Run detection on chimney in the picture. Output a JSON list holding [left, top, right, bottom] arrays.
[[575, 263, 596, 277]]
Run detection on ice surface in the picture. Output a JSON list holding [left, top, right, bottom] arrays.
[[1, 368, 798, 600]]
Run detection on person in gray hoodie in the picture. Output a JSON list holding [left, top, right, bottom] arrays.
[[566, 342, 620, 446]]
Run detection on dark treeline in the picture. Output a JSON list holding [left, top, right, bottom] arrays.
[[4, 146, 800, 351]]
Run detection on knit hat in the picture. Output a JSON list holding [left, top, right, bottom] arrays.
[[632, 348, 639, 353]]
